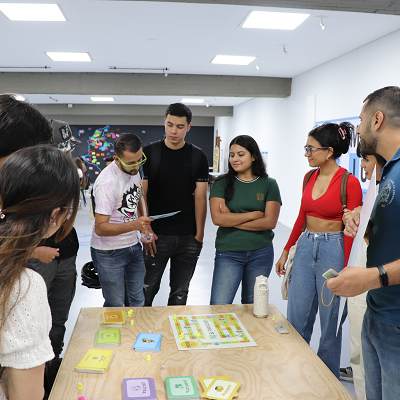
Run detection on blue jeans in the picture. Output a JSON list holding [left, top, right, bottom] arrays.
[[91, 243, 145, 307], [362, 309, 400, 400], [143, 234, 203, 306], [287, 230, 345, 379], [210, 244, 274, 305]]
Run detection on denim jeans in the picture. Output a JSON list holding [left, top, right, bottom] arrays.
[[91, 243, 145, 307], [287, 230, 345, 379], [210, 244, 274, 305], [143, 234, 203, 306], [28, 255, 77, 358], [362, 309, 400, 400]]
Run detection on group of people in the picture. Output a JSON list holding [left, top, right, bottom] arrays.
[[0, 87, 399, 400]]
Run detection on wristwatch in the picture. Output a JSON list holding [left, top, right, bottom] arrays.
[[377, 265, 389, 288]]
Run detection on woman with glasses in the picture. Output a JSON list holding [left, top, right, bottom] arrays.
[[275, 122, 362, 379], [209, 135, 281, 305], [0, 146, 80, 400]]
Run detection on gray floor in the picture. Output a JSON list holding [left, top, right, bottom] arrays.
[[65, 191, 355, 397]]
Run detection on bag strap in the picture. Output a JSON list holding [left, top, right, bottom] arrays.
[[147, 140, 163, 182], [340, 171, 350, 211], [301, 169, 317, 231], [303, 169, 316, 191], [190, 143, 203, 186]]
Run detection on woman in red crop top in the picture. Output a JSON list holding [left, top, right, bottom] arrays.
[[275, 122, 362, 379]]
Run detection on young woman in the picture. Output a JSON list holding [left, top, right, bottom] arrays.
[[275, 122, 362, 379], [209, 135, 281, 305], [341, 145, 386, 400], [0, 146, 80, 400]]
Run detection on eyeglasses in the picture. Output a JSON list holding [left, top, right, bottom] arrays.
[[117, 152, 147, 169], [304, 146, 329, 157]]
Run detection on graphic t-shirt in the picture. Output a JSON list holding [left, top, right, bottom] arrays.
[[210, 175, 282, 251], [91, 161, 142, 250]]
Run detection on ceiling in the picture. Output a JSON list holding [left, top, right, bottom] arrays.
[[2, 0, 400, 112]]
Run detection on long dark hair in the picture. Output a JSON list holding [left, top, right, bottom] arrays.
[[356, 142, 387, 168], [219, 135, 267, 203], [309, 122, 353, 159], [0, 146, 80, 334]]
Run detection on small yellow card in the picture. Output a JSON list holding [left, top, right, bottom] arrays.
[[199, 376, 230, 391], [202, 379, 241, 400]]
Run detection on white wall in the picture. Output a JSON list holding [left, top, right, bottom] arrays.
[[215, 28, 400, 228]]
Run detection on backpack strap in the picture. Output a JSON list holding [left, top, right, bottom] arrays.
[[147, 140, 163, 182], [301, 169, 317, 231], [303, 169, 317, 191], [190, 143, 203, 186], [340, 171, 350, 211]]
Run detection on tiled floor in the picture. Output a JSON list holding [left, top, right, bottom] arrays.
[[65, 192, 355, 397]]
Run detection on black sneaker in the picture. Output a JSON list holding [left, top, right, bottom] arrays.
[[340, 366, 353, 381]]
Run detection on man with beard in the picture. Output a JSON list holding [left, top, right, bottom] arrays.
[[90, 133, 153, 307], [328, 86, 400, 399]]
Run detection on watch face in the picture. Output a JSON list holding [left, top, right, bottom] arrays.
[[378, 266, 389, 287]]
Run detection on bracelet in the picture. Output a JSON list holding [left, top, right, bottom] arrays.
[[377, 265, 389, 288]]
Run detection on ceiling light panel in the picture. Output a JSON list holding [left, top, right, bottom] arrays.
[[90, 97, 115, 102], [46, 52, 91, 62], [0, 3, 66, 21], [242, 11, 309, 30], [211, 55, 256, 66], [181, 98, 204, 104]]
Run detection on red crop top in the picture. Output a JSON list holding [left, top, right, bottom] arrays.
[[284, 167, 362, 265]]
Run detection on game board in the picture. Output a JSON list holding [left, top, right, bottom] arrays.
[[168, 313, 257, 350]]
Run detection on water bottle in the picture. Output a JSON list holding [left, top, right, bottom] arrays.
[[253, 275, 269, 318]]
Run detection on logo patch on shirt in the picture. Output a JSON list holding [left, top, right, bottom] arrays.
[[256, 193, 264, 201], [378, 179, 395, 208], [118, 184, 141, 221]]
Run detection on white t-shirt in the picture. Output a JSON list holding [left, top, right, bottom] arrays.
[[91, 161, 142, 250], [0, 269, 53, 399]]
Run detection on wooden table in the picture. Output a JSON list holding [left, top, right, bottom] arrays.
[[49, 304, 353, 400]]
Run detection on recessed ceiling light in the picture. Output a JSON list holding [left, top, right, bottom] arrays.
[[242, 11, 309, 30], [90, 97, 115, 102], [0, 3, 66, 21], [211, 55, 256, 66], [46, 52, 91, 62], [181, 98, 205, 104]]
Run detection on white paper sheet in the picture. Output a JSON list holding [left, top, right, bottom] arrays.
[[336, 167, 376, 335]]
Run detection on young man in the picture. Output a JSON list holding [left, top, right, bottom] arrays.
[[0, 94, 60, 399], [142, 103, 209, 306], [328, 86, 400, 399], [90, 133, 152, 307], [28, 120, 81, 361], [0, 94, 53, 166]]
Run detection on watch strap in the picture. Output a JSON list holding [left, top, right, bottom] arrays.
[[377, 265, 389, 288]]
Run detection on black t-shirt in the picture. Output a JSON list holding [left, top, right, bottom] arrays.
[[40, 227, 79, 260], [143, 141, 209, 235]]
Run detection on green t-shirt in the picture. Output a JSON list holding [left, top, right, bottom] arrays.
[[210, 175, 282, 251]]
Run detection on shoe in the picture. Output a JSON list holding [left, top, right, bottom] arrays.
[[340, 366, 353, 381]]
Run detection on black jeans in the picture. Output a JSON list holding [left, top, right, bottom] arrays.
[[143, 234, 202, 306], [27, 255, 77, 357]]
